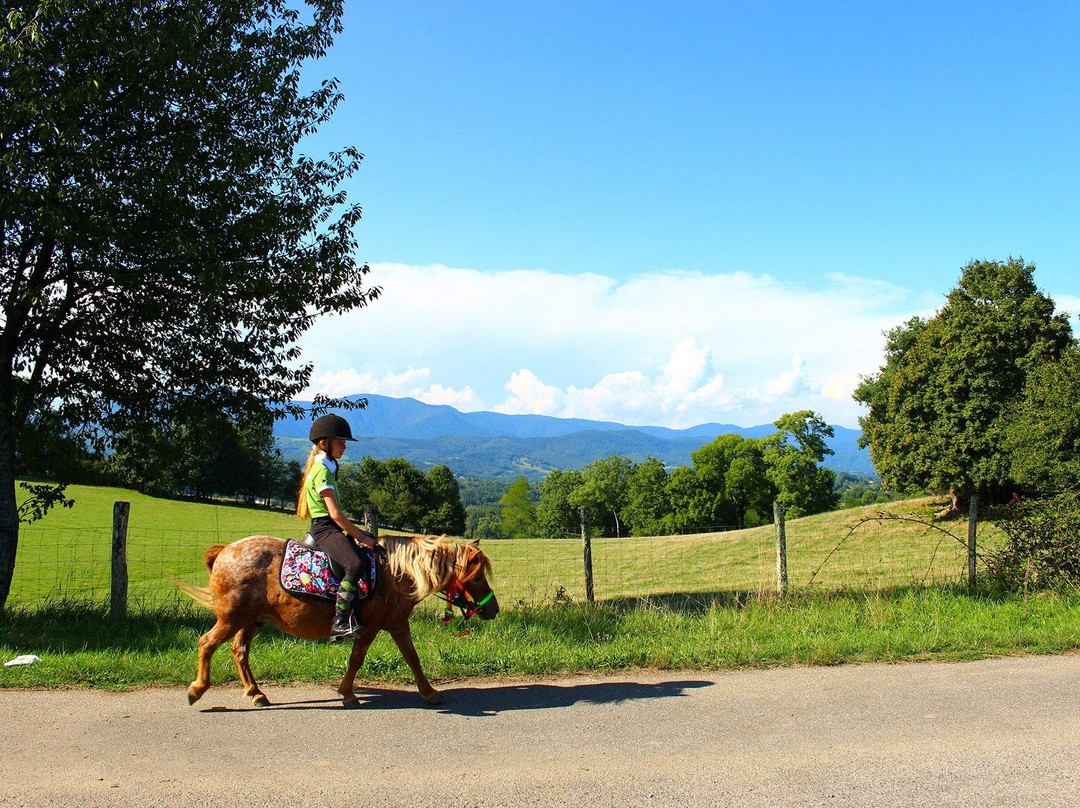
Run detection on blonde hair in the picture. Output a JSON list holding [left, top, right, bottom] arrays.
[[295, 445, 321, 520]]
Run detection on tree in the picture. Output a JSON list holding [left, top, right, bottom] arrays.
[[624, 457, 672, 536], [424, 465, 467, 535], [366, 458, 430, 531], [690, 434, 774, 529], [1, 0, 379, 607], [854, 258, 1073, 514], [762, 411, 838, 518], [536, 469, 584, 538], [499, 476, 536, 539], [571, 455, 635, 538], [665, 465, 711, 533]]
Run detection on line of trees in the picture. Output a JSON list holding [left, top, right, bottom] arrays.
[[487, 411, 841, 540]]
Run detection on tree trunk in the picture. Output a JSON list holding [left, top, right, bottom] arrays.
[[934, 486, 965, 520], [0, 373, 20, 611]]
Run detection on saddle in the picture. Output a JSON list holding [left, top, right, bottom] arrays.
[[278, 537, 378, 603]]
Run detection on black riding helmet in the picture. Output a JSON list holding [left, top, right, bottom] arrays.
[[308, 413, 356, 443]]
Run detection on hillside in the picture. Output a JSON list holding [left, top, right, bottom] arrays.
[[275, 394, 874, 481]]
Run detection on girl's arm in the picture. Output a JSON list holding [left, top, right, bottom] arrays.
[[321, 490, 377, 549]]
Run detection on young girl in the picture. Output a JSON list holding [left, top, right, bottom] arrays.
[[296, 413, 377, 638]]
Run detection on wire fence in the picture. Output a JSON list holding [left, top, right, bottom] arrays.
[[7, 498, 1006, 611]]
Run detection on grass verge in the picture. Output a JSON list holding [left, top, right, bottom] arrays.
[[2, 587, 1078, 690]]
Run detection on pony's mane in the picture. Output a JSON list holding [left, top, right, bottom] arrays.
[[381, 535, 492, 600]]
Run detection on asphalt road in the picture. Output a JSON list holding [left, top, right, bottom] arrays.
[[2, 653, 1079, 807]]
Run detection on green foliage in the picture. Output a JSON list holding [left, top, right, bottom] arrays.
[[338, 457, 467, 535], [682, 434, 773, 530], [985, 491, 1080, 592], [499, 476, 537, 539], [535, 469, 584, 539], [0, 0, 378, 608], [624, 457, 672, 536], [1004, 348, 1080, 493], [532, 412, 841, 536], [854, 258, 1074, 506], [834, 473, 907, 509], [16, 481, 73, 524], [763, 411, 838, 518], [569, 455, 634, 537]]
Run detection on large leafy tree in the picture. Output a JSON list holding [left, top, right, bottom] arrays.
[[688, 433, 774, 529], [762, 411, 837, 518], [1, 0, 379, 607], [424, 464, 467, 536], [854, 258, 1073, 513]]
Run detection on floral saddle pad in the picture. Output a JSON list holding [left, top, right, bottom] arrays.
[[279, 539, 377, 603]]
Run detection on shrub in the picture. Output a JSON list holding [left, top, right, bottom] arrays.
[[985, 491, 1080, 591]]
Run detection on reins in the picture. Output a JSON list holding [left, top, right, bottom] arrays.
[[437, 577, 494, 636]]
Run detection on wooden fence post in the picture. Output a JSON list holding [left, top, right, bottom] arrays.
[[773, 501, 788, 596], [111, 501, 130, 618], [580, 506, 594, 604], [364, 504, 379, 540], [968, 495, 978, 588]]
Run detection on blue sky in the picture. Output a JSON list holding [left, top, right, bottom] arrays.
[[297, 1, 1080, 429]]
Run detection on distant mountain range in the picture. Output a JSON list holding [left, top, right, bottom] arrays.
[[274, 394, 875, 481]]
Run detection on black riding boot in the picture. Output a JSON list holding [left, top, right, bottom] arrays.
[[331, 579, 363, 639]]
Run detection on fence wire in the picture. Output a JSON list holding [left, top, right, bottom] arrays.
[[7, 505, 1004, 610]]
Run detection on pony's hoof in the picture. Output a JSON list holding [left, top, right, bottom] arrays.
[[187, 685, 204, 705], [251, 694, 270, 707], [342, 697, 361, 710], [423, 690, 444, 705]]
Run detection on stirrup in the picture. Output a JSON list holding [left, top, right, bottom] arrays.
[[331, 612, 364, 640]]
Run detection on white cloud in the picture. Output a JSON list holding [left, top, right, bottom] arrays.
[[500, 369, 564, 415], [298, 262, 929, 428]]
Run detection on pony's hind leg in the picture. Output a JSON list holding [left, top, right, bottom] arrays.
[[187, 618, 240, 705], [231, 623, 270, 707]]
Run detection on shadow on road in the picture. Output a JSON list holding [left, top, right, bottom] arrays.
[[366, 678, 715, 717], [198, 678, 714, 716]]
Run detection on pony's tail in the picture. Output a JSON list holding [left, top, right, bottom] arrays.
[[172, 544, 226, 611], [295, 445, 319, 520], [175, 578, 215, 610], [204, 544, 225, 570]]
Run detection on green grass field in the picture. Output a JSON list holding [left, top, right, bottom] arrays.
[[5, 483, 1074, 693], [10, 484, 1005, 608]]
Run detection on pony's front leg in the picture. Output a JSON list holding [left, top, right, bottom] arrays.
[[390, 625, 441, 705], [338, 630, 376, 709]]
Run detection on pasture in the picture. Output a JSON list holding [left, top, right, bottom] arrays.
[[3, 484, 1079, 691], [8, 484, 1000, 606]]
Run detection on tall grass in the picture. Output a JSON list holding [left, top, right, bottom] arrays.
[[2, 587, 1078, 690]]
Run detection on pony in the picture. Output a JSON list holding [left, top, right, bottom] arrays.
[[177, 533, 498, 708]]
